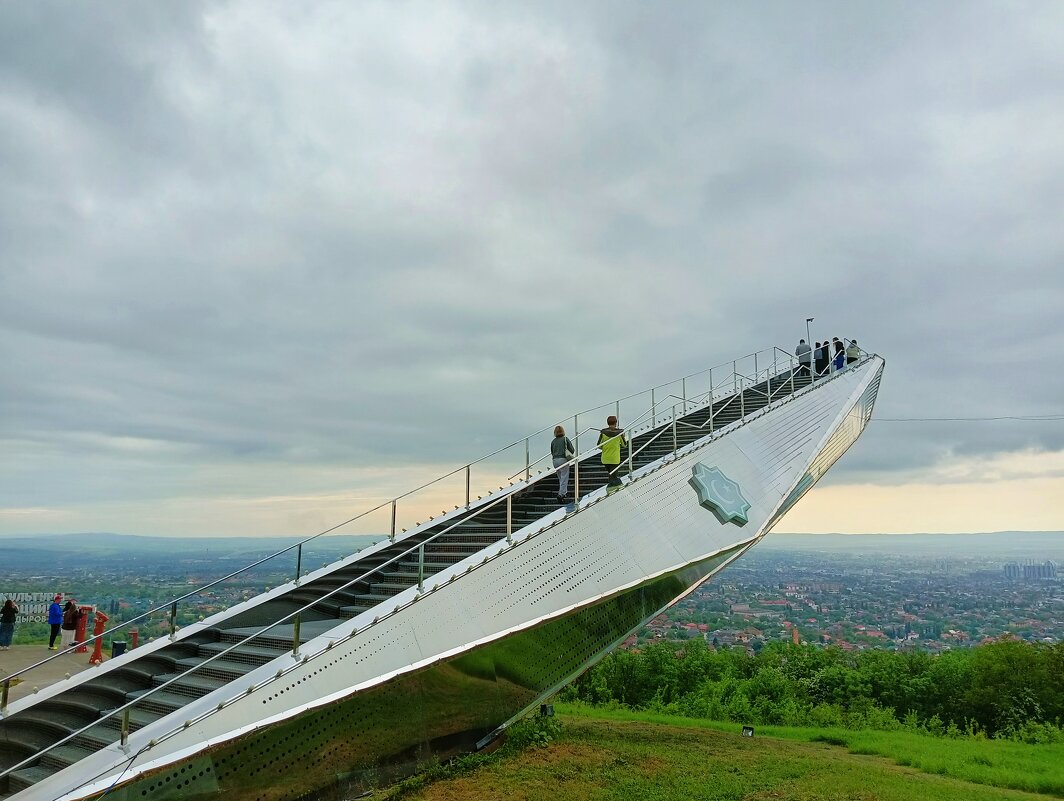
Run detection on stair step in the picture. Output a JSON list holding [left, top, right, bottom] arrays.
[[339, 606, 371, 618], [125, 689, 196, 717], [353, 593, 396, 605], [174, 656, 257, 681], [72, 724, 119, 751], [39, 742, 100, 772], [7, 764, 55, 793], [204, 639, 291, 659], [151, 672, 229, 698], [99, 706, 161, 732]]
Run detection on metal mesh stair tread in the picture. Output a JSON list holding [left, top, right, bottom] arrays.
[[38, 743, 97, 772], [71, 724, 118, 751], [173, 656, 260, 678], [6, 764, 53, 793], [98, 706, 160, 732], [124, 689, 202, 715], [219, 619, 341, 644], [151, 672, 229, 695]]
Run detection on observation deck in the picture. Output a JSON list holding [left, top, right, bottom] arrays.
[[0, 343, 884, 801]]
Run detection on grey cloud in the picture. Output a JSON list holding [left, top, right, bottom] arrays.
[[2, 1, 1064, 528]]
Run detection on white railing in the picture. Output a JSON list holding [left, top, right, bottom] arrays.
[[0, 343, 877, 795]]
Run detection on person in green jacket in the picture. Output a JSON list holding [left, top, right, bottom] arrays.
[[598, 416, 627, 486]]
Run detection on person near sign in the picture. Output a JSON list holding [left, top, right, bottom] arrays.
[[60, 600, 82, 649], [0, 599, 18, 649], [48, 595, 63, 650]]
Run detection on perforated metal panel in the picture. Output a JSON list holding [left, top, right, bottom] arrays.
[[49, 358, 886, 801]]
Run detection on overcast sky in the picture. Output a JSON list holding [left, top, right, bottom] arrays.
[[2, 2, 1063, 538]]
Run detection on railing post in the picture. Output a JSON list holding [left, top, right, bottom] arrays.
[[790, 356, 796, 397], [732, 360, 737, 395], [506, 494, 513, 545], [169, 601, 178, 641], [754, 352, 758, 384], [740, 378, 746, 421], [465, 465, 471, 507], [294, 543, 303, 586], [417, 543, 425, 593], [709, 370, 715, 430], [651, 388, 656, 428], [292, 613, 302, 657], [390, 500, 397, 540], [524, 439, 530, 481], [1, 678, 9, 717], [628, 432, 634, 475], [672, 404, 678, 455], [682, 377, 687, 414], [573, 414, 579, 501], [120, 706, 131, 751]]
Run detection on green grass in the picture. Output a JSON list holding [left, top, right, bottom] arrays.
[[557, 703, 1064, 797], [367, 705, 1064, 801]]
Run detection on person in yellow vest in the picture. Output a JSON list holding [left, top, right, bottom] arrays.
[[598, 416, 628, 487]]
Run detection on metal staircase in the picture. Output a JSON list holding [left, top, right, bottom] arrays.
[[0, 348, 838, 799]]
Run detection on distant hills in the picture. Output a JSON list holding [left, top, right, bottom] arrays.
[[0, 532, 380, 573], [760, 530, 1064, 557], [4, 527, 1059, 557]]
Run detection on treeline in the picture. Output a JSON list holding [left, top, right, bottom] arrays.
[[562, 638, 1064, 742]]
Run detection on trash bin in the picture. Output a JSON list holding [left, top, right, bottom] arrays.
[[111, 641, 127, 658]]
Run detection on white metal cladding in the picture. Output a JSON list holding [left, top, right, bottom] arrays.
[[50, 358, 884, 801]]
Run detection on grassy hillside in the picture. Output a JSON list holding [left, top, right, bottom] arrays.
[[369, 706, 1064, 801]]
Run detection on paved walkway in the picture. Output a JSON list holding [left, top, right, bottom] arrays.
[[0, 644, 102, 704]]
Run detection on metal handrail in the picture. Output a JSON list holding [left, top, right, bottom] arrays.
[[4, 345, 879, 795], [0, 343, 791, 713]]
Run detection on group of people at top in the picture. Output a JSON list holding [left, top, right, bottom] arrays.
[[545, 336, 863, 505], [794, 337, 860, 378], [550, 416, 627, 503], [0, 595, 83, 652]]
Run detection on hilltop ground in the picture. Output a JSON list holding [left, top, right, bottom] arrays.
[[369, 706, 1064, 801]]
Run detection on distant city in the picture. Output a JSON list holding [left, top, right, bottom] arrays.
[[631, 532, 1064, 653], [1, 531, 1061, 652]]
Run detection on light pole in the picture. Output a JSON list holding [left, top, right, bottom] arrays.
[[805, 317, 814, 344]]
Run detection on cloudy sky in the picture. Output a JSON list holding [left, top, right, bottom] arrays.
[[2, 2, 1062, 538]]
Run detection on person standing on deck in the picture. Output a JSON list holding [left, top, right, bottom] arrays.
[[813, 342, 827, 378], [846, 339, 860, 365], [551, 425, 575, 503], [60, 600, 81, 649], [0, 599, 18, 650], [47, 595, 63, 650], [832, 338, 845, 372], [598, 416, 627, 486], [795, 339, 812, 377]]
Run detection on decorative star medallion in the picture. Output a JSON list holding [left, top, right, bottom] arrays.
[[689, 463, 751, 526]]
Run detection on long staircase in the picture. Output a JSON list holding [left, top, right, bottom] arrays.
[[0, 356, 823, 799]]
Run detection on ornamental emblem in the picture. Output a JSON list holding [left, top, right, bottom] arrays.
[[689, 463, 751, 526]]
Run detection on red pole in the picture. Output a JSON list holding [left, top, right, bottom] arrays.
[[89, 610, 110, 665], [130, 629, 139, 649], [74, 605, 94, 653]]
